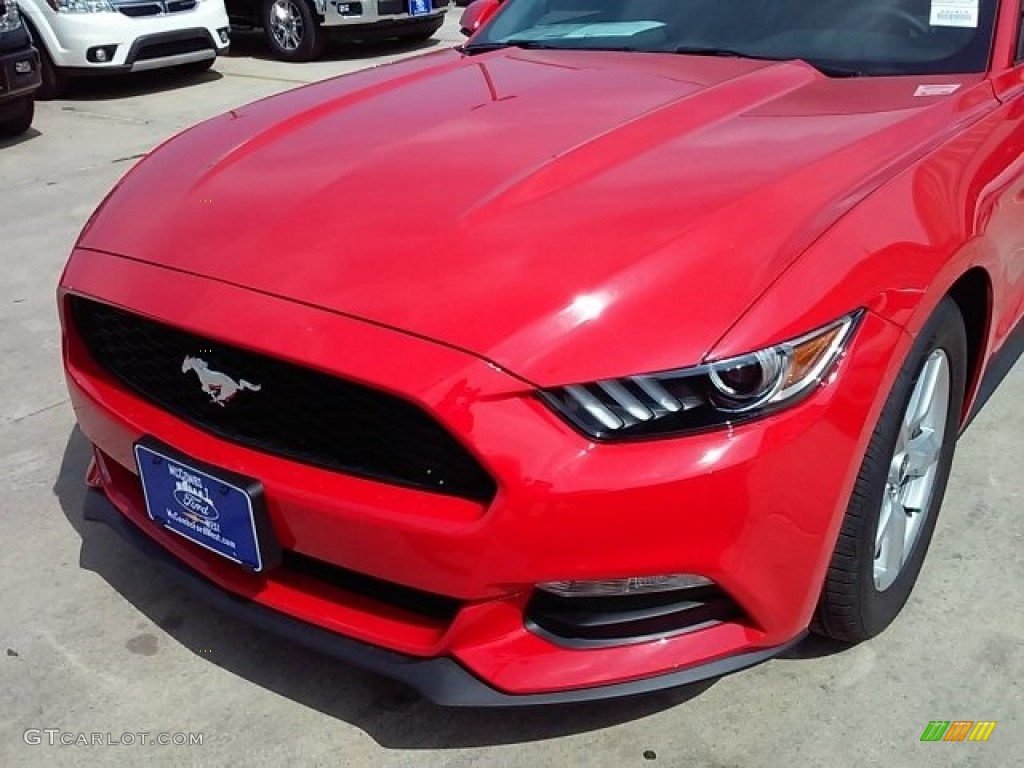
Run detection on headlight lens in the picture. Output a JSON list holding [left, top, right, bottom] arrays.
[[541, 310, 862, 440], [49, 0, 114, 13], [0, 2, 22, 32]]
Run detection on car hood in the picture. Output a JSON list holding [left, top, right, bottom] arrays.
[[77, 48, 992, 386]]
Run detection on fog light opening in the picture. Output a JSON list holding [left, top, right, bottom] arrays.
[[528, 575, 742, 647], [537, 574, 714, 598], [217, 28, 230, 45], [87, 46, 118, 64]]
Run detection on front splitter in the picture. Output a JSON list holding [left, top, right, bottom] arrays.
[[83, 487, 803, 706]]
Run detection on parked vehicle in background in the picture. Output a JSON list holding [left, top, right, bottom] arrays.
[[0, 0, 40, 136], [227, 0, 447, 62], [18, 0, 230, 99]]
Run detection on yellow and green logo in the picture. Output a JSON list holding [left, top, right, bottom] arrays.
[[921, 721, 996, 742]]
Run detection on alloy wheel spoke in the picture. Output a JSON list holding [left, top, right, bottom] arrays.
[[907, 354, 943, 434], [878, 494, 908, 576], [875, 492, 894, 556], [904, 429, 941, 478], [873, 349, 950, 591]]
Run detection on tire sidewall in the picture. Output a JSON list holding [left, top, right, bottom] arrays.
[[856, 298, 968, 635]]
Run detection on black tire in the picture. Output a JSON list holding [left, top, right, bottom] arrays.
[[0, 95, 34, 137], [814, 297, 967, 642], [23, 21, 66, 100], [262, 0, 325, 62]]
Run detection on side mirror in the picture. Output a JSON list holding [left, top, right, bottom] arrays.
[[460, 0, 501, 37]]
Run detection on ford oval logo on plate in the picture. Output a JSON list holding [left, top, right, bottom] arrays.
[[134, 442, 272, 572], [170, 466, 220, 523]]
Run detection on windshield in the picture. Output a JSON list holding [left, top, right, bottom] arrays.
[[467, 0, 999, 76]]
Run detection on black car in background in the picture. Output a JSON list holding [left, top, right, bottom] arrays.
[[0, 0, 40, 137]]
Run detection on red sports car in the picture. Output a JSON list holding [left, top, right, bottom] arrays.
[[59, 0, 1023, 705]]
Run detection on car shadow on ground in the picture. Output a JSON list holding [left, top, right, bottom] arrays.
[[226, 29, 445, 64], [54, 427, 712, 748], [50, 69, 223, 103], [777, 634, 851, 660], [0, 127, 42, 150]]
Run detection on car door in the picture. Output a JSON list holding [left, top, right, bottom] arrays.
[[977, 0, 1024, 351]]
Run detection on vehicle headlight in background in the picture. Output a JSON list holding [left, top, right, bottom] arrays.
[[541, 311, 862, 440], [0, 1, 22, 32], [46, 0, 114, 13]]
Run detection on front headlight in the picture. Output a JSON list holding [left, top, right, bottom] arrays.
[[47, 0, 114, 13], [541, 311, 863, 440], [0, 2, 23, 32]]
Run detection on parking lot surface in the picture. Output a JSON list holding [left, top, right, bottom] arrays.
[[1, 11, 1022, 768]]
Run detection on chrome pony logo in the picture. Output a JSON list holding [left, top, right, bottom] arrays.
[[181, 356, 261, 407]]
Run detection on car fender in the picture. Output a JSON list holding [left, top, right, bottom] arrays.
[[699, 92, 1024, 612], [707, 87, 1018, 393], [16, 3, 60, 59]]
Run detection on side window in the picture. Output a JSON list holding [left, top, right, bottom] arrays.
[[1018, 5, 1024, 63]]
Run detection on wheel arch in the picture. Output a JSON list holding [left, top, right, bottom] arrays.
[[16, 4, 58, 58], [944, 267, 993, 425]]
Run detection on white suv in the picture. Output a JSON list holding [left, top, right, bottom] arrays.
[[19, 0, 230, 97]]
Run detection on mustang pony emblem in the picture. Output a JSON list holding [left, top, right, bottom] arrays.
[[181, 356, 261, 406]]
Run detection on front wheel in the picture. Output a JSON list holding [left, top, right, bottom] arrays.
[[0, 95, 34, 136], [263, 0, 325, 62], [814, 297, 967, 642]]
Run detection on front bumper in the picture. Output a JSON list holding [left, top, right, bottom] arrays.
[[0, 43, 41, 104], [318, 0, 446, 29], [84, 486, 802, 706], [32, 5, 229, 71], [60, 247, 906, 700]]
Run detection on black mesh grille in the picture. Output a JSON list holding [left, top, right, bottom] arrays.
[[115, 0, 197, 15], [70, 297, 497, 503], [136, 37, 211, 61], [117, 3, 163, 17]]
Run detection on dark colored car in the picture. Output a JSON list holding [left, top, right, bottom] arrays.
[[0, 0, 40, 136]]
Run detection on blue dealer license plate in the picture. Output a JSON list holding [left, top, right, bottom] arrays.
[[135, 442, 272, 572], [408, 0, 430, 17]]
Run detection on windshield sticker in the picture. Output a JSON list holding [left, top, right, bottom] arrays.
[[929, 0, 979, 28], [915, 84, 962, 97]]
